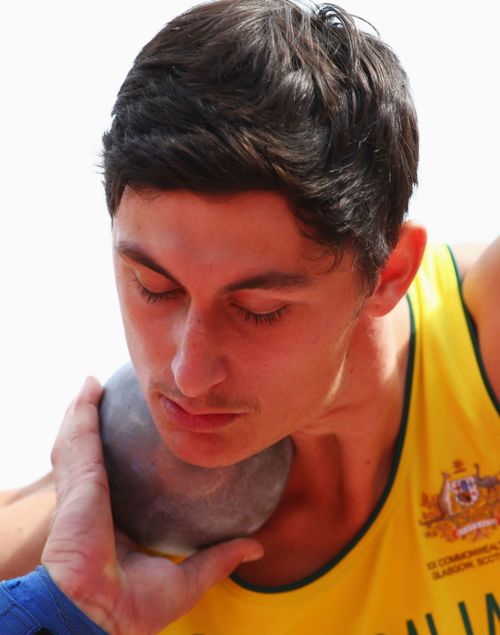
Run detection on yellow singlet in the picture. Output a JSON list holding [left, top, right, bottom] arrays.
[[161, 244, 500, 635]]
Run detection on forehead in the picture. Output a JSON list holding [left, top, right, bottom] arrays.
[[113, 189, 335, 274]]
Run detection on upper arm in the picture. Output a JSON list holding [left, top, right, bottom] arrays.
[[459, 237, 500, 402]]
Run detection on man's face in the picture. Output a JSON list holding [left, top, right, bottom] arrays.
[[113, 189, 365, 467]]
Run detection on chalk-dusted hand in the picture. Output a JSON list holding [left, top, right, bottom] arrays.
[[42, 377, 263, 635]]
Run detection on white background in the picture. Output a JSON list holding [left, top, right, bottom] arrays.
[[0, 1, 498, 489]]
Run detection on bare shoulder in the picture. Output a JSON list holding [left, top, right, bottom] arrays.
[[455, 238, 500, 402], [458, 237, 500, 315], [448, 242, 489, 277]]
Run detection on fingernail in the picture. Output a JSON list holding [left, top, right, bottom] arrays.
[[242, 548, 264, 563]]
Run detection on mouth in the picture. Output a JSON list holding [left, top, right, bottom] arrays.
[[160, 397, 244, 433]]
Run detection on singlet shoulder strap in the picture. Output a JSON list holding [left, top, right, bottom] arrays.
[[407, 243, 499, 418]]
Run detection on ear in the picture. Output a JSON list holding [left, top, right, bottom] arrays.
[[364, 222, 427, 317]]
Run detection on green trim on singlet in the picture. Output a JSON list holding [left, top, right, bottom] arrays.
[[230, 297, 416, 594], [446, 245, 500, 416]]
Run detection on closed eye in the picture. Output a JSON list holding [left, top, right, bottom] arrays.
[[133, 278, 183, 304], [134, 278, 289, 326], [234, 305, 289, 326]]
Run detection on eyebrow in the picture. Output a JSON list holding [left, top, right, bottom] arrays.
[[114, 241, 314, 293]]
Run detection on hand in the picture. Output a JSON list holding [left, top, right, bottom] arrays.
[[42, 377, 264, 635]]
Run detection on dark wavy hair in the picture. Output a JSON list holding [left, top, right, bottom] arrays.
[[102, 0, 418, 289]]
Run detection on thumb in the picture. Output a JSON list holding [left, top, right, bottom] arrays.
[[180, 538, 264, 602]]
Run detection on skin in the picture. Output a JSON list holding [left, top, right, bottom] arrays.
[[114, 190, 377, 468], [42, 377, 264, 635], [0, 190, 498, 632], [0, 473, 55, 579], [112, 189, 425, 585]]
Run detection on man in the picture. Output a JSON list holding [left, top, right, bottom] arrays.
[[1, 0, 499, 633]]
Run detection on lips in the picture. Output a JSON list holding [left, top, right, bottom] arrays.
[[160, 397, 242, 433]]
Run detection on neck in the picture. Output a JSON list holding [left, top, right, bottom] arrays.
[[235, 297, 411, 587]]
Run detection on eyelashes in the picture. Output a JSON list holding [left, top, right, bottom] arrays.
[[235, 305, 289, 326], [133, 278, 289, 327], [135, 280, 182, 304]]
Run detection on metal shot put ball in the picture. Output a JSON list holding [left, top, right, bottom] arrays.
[[99, 363, 294, 555]]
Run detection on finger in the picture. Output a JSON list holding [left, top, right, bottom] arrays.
[[50, 376, 110, 525], [60, 376, 103, 442], [179, 538, 264, 605], [43, 376, 116, 588], [54, 376, 102, 458], [51, 376, 104, 493]]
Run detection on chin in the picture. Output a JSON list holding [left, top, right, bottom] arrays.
[[152, 418, 250, 468]]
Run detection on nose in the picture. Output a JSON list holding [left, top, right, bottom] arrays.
[[170, 309, 228, 398]]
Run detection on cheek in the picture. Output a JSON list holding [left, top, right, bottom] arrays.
[[243, 329, 349, 396], [116, 287, 171, 365], [244, 319, 352, 404]]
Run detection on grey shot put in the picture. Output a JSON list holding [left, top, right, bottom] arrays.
[[99, 363, 294, 555]]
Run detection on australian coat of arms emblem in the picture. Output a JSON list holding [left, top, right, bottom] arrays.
[[420, 460, 500, 542]]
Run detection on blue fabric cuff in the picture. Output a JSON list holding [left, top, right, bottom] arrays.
[[0, 566, 108, 634]]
